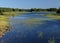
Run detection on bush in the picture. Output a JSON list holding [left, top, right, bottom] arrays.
[[56, 10, 60, 13], [0, 12, 3, 15], [56, 7, 60, 14]]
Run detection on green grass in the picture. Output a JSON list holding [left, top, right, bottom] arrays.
[[44, 14, 60, 20], [2, 11, 30, 17], [0, 11, 22, 37], [0, 15, 9, 37], [0, 11, 28, 37], [48, 37, 55, 43]]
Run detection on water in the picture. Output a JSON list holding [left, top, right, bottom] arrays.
[[0, 12, 60, 43]]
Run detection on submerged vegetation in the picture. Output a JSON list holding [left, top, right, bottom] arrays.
[[48, 37, 55, 43], [38, 32, 43, 38]]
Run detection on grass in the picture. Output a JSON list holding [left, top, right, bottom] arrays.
[[38, 32, 43, 38], [44, 14, 60, 20], [0, 15, 9, 37], [0, 11, 28, 37], [2, 11, 30, 17], [48, 37, 55, 43], [2, 12, 20, 17], [0, 11, 22, 37], [22, 18, 44, 29]]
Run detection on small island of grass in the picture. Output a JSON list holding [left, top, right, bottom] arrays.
[[44, 13, 60, 20]]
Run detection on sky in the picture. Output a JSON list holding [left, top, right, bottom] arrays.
[[0, 0, 60, 9]]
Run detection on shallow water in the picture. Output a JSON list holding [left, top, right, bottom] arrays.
[[0, 12, 60, 43]]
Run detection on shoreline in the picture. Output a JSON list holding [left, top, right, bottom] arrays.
[[44, 14, 60, 20], [0, 15, 9, 37]]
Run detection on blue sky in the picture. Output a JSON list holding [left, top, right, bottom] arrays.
[[0, 0, 60, 9]]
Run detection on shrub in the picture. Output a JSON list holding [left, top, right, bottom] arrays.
[[0, 11, 3, 15]]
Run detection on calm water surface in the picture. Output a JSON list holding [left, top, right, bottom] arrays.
[[0, 12, 60, 43]]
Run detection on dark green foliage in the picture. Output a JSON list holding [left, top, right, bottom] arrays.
[[56, 8, 60, 14], [56, 10, 60, 13], [0, 7, 59, 13], [30, 8, 35, 12], [0, 11, 3, 15], [0, 7, 20, 12], [47, 8, 57, 12], [12, 9, 15, 11], [19, 9, 22, 11]]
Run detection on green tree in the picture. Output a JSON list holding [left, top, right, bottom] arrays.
[[0, 11, 3, 15], [56, 7, 60, 13]]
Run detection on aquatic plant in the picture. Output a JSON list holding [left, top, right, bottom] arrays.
[[48, 37, 55, 43], [38, 32, 43, 38], [44, 14, 60, 20]]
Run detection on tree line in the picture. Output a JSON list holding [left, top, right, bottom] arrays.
[[0, 7, 60, 13]]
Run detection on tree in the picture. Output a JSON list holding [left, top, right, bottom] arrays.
[[56, 7, 60, 13], [0, 11, 3, 15], [12, 9, 15, 11], [46, 8, 57, 12]]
